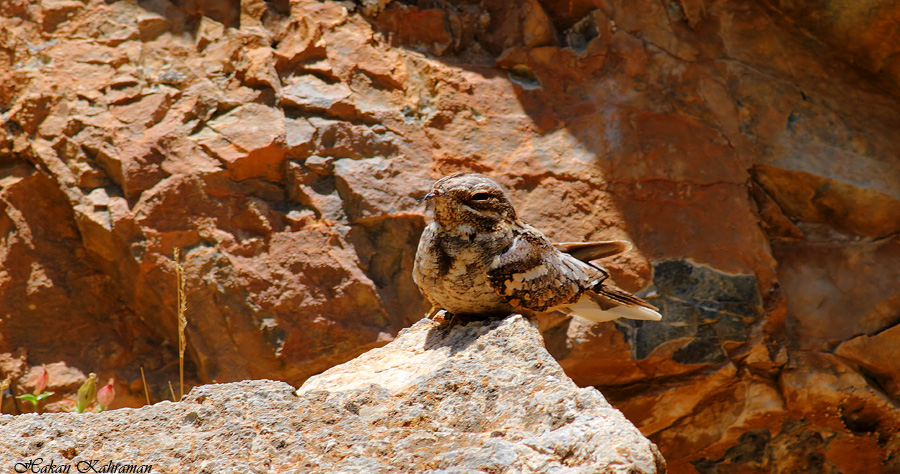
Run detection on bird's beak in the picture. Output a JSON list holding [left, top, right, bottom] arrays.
[[421, 189, 442, 202]]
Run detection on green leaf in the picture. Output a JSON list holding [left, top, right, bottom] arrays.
[[35, 392, 54, 401], [16, 394, 38, 403]]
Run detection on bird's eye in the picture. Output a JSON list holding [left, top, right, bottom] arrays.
[[470, 192, 490, 201]]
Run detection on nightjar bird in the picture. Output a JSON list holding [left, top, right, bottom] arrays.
[[412, 173, 662, 323]]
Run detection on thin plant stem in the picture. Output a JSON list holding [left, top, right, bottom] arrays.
[[139, 367, 150, 406], [174, 248, 187, 400], [0, 374, 11, 414]]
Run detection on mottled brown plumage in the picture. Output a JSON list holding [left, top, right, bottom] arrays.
[[412, 173, 662, 323]]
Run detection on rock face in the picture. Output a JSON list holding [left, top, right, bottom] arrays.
[[1, 0, 899, 472], [0, 315, 665, 473]]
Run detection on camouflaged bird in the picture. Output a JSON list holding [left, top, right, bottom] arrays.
[[412, 173, 662, 323]]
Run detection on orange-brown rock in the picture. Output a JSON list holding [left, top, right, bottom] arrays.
[[1, 0, 898, 472]]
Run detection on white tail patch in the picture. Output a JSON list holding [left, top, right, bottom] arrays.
[[565, 295, 662, 322]]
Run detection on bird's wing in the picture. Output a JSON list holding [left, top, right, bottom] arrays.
[[485, 230, 605, 312], [487, 228, 661, 322], [553, 240, 631, 262]]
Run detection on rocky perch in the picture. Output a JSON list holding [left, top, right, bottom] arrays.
[[0, 315, 664, 473]]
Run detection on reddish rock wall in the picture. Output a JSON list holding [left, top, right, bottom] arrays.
[[1, 0, 898, 471]]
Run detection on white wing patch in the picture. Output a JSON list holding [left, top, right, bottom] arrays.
[[503, 264, 548, 294]]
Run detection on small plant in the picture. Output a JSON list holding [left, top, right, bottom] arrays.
[[97, 378, 115, 412], [16, 366, 54, 414], [75, 373, 98, 413], [174, 247, 188, 400]]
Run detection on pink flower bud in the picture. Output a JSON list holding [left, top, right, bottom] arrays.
[[97, 378, 115, 412], [34, 366, 49, 395]]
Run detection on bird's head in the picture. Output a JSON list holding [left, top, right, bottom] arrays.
[[423, 173, 517, 229]]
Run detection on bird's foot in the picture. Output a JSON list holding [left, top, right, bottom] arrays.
[[425, 305, 442, 319]]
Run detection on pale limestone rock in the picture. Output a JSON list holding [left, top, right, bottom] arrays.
[[297, 314, 665, 473], [0, 315, 664, 473]]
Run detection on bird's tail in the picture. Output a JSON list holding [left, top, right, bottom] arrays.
[[566, 286, 662, 322]]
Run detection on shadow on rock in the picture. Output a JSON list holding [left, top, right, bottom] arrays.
[[422, 312, 520, 355]]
